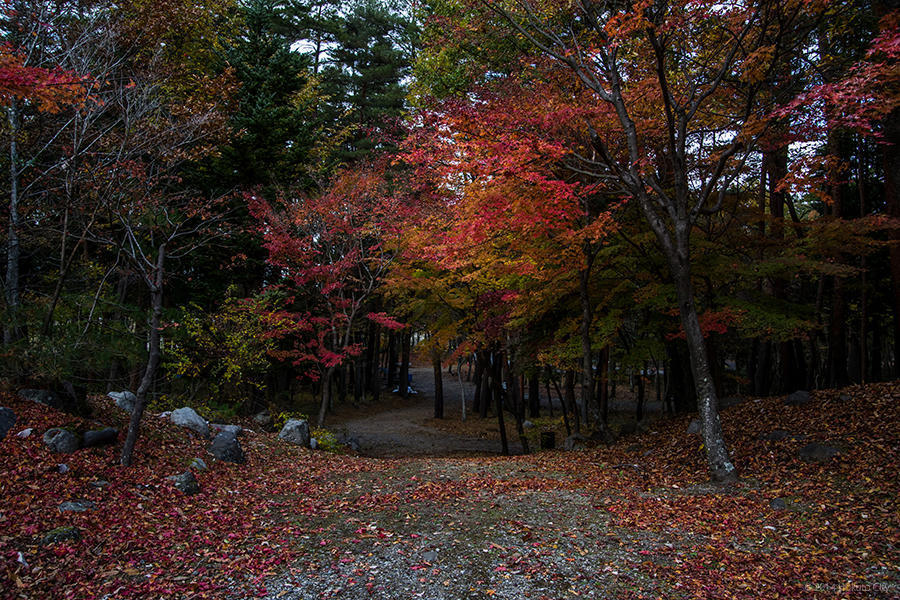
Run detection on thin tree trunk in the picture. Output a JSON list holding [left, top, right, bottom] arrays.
[[5, 100, 21, 345], [564, 369, 579, 434], [432, 349, 444, 419], [671, 257, 737, 482], [317, 365, 336, 427], [399, 331, 411, 398], [552, 375, 571, 437], [528, 374, 540, 418], [121, 245, 165, 466], [491, 352, 509, 455]]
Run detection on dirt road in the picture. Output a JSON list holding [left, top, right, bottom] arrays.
[[327, 366, 524, 457]]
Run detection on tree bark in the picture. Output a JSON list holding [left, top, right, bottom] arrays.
[[670, 257, 737, 482], [432, 349, 444, 419], [121, 245, 165, 467], [4, 100, 21, 345], [528, 374, 540, 418], [399, 330, 411, 398], [491, 352, 509, 455]]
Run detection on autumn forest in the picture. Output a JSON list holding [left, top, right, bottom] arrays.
[[1, 0, 899, 598]]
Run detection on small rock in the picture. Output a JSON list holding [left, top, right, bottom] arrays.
[[839, 393, 851, 402], [168, 471, 200, 495], [83, 427, 118, 448], [564, 434, 588, 451], [210, 423, 242, 436], [347, 437, 361, 452], [190, 457, 208, 471], [784, 390, 811, 406], [719, 396, 743, 408], [522, 420, 534, 429], [16, 428, 33, 438], [798, 442, 840, 463], [108, 391, 136, 413], [57, 463, 69, 474], [770, 498, 788, 511], [423, 550, 438, 562], [40, 526, 81, 546], [686, 419, 701, 435], [170, 407, 209, 438], [310, 438, 318, 450], [278, 419, 311, 447], [0, 407, 15, 441], [252, 410, 273, 428], [89, 480, 109, 488], [209, 430, 245, 463], [759, 429, 792, 442], [59, 500, 95, 512], [43, 428, 80, 453]]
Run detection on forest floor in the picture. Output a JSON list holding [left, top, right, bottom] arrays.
[[1, 374, 898, 599]]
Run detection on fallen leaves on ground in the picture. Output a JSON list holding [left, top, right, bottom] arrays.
[[0, 383, 897, 599]]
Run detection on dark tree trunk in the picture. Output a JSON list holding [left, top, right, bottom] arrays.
[[564, 369, 579, 434], [399, 331, 411, 398], [121, 245, 166, 467], [551, 375, 571, 436], [432, 350, 444, 419], [472, 352, 485, 415], [491, 352, 509, 455], [528, 375, 540, 418], [635, 364, 646, 423], [597, 345, 610, 424], [387, 332, 399, 387]]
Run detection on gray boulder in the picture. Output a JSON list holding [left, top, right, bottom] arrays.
[[170, 407, 209, 438], [799, 442, 840, 463], [686, 419, 702, 435], [190, 457, 208, 471], [211, 423, 242, 436], [83, 427, 118, 448], [522, 420, 535, 429], [0, 407, 15, 441], [40, 526, 81, 546], [168, 471, 200, 495], [59, 500, 95, 512], [564, 434, 588, 451], [784, 390, 811, 406], [43, 428, 80, 453], [108, 391, 136, 413], [20, 383, 89, 416], [278, 419, 311, 447], [210, 430, 245, 463]]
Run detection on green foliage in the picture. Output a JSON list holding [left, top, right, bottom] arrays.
[[164, 296, 275, 412], [310, 427, 342, 452], [273, 410, 308, 431]]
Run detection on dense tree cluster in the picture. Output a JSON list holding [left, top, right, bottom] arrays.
[[1, 0, 897, 477]]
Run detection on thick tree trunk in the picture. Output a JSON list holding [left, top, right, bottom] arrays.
[[579, 265, 595, 429], [597, 345, 609, 424], [121, 246, 166, 467]]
